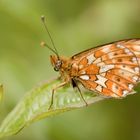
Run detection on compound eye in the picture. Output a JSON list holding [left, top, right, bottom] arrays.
[[54, 67, 59, 72]]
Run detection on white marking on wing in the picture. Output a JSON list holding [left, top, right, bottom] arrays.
[[80, 75, 89, 80], [133, 76, 139, 82], [124, 48, 133, 55], [117, 44, 125, 48], [97, 62, 105, 66], [102, 47, 110, 53], [112, 84, 118, 93], [132, 57, 137, 63], [122, 90, 129, 97], [96, 85, 102, 92], [94, 58, 101, 63], [95, 75, 107, 87], [99, 65, 114, 73], [134, 67, 140, 73], [80, 70, 86, 74], [100, 73, 106, 77], [79, 65, 84, 69], [87, 54, 95, 64], [124, 48, 130, 53], [108, 53, 114, 59], [128, 84, 134, 90]]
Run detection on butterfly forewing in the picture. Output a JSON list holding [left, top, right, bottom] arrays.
[[71, 39, 140, 98]]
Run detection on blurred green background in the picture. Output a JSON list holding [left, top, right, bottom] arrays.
[[0, 0, 140, 140]]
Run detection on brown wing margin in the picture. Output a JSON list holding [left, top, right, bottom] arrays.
[[71, 38, 140, 59]]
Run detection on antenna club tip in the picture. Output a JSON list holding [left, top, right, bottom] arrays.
[[41, 15, 45, 21], [40, 41, 46, 48]]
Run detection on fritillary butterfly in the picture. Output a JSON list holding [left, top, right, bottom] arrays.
[[41, 16, 140, 109]]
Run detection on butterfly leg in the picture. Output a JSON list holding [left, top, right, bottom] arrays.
[[78, 87, 88, 107], [48, 81, 67, 110], [72, 79, 88, 107]]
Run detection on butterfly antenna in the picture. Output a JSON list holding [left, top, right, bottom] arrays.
[[41, 15, 59, 58], [40, 41, 58, 56]]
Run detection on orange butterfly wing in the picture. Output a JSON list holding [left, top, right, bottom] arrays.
[[71, 39, 140, 98]]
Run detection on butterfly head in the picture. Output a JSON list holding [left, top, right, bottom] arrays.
[[50, 55, 62, 72]]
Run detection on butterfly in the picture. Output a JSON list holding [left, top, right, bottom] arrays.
[[43, 38, 140, 109], [41, 16, 140, 109]]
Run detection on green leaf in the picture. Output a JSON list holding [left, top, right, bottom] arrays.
[[0, 78, 104, 138]]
